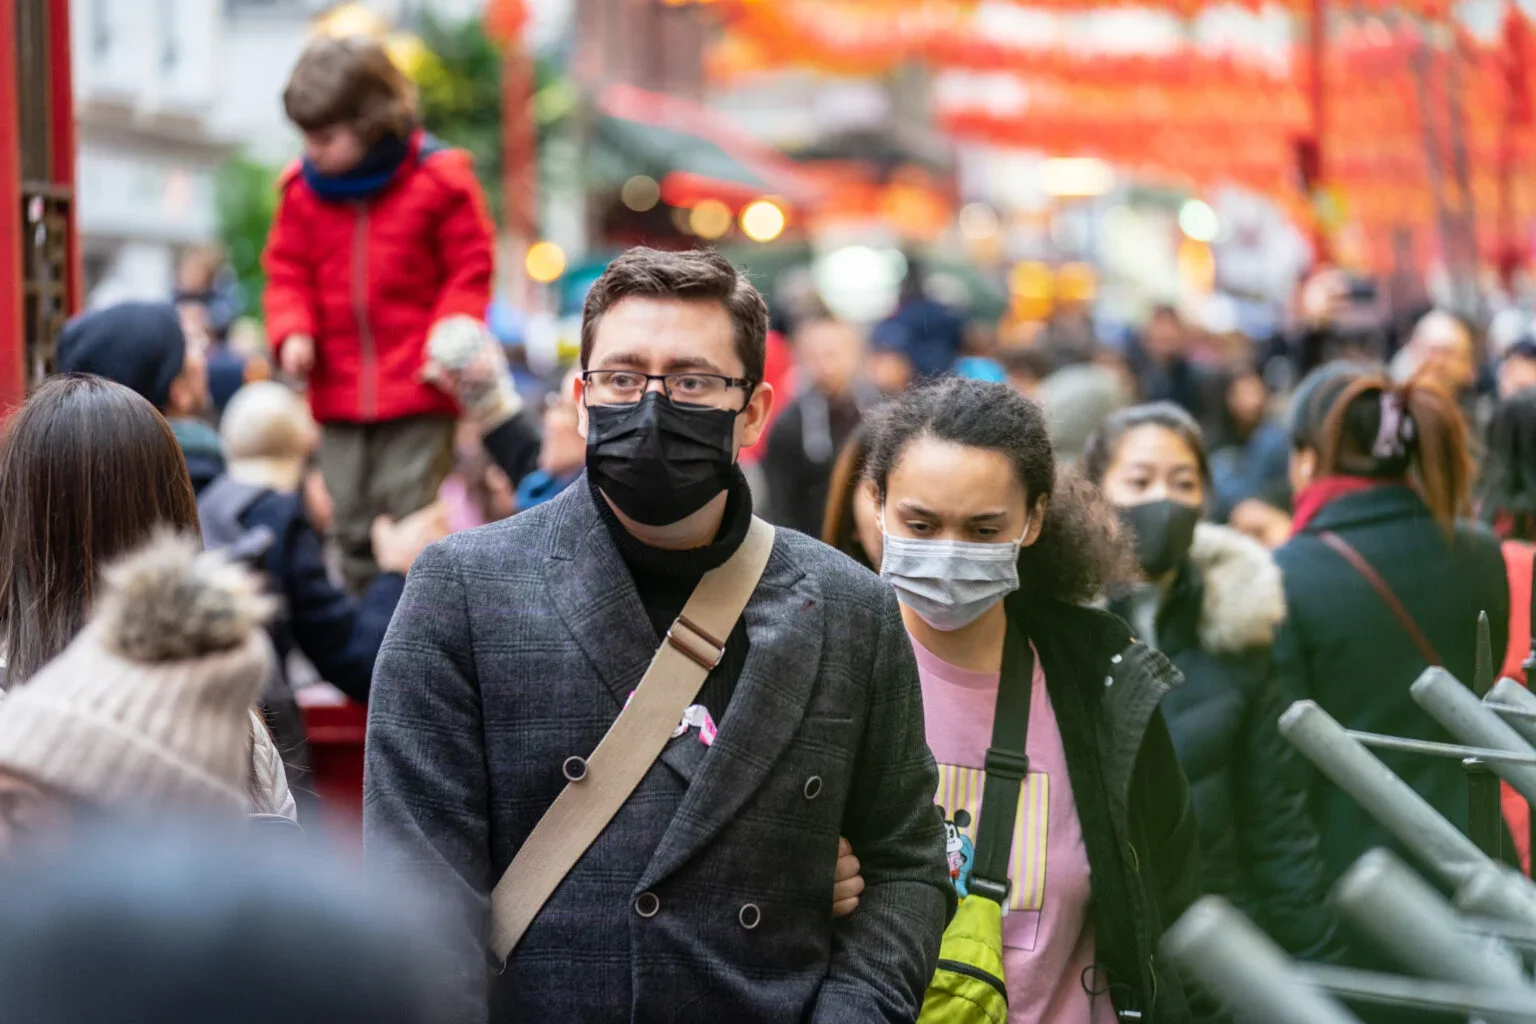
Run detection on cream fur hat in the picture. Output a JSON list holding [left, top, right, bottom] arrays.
[[0, 532, 275, 815]]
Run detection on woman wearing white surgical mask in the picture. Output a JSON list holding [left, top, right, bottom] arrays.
[[861, 378, 1212, 1024]]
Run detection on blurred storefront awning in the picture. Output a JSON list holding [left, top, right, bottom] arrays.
[[590, 84, 820, 212]]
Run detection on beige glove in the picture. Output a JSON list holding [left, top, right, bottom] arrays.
[[422, 316, 523, 433]]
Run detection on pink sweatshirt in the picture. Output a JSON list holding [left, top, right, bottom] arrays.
[[913, 635, 1116, 1024]]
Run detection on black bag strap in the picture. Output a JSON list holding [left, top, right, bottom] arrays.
[[968, 624, 1035, 907], [1319, 530, 1442, 667]]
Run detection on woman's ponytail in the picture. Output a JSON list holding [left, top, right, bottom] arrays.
[[1309, 370, 1471, 532], [1401, 381, 1472, 531]]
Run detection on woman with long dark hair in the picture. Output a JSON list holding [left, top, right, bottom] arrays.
[[864, 377, 1207, 1022], [819, 423, 881, 571], [0, 374, 294, 819], [0, 375, 201, 683], [1083, 402, 1338, 960], [1277, 364, 1508, 888]]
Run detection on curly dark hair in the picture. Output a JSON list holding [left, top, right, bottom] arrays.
[[865, 377, 1135, 603]]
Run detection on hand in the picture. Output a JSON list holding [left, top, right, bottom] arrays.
[[371, 501, 450, 575], [421, 316, 522, 433], [1230, 498, 1293, 549], [281, 335, 316, 379], [832, 835, 865, 917]]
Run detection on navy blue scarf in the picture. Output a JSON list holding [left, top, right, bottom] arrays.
[[302, 133, 412, 202]]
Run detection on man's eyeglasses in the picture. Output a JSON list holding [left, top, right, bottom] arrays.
[[582, 370, 755, 409]]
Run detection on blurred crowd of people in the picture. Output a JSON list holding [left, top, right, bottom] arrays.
[[0, 30, 1534, 1024]]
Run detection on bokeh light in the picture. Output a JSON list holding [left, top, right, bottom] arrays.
[[621, 175, 661, 212], [958, 202, 999, 241], [525, 241, 567, 284], [689, 199, 733, 240], [1179, 199, 1221, 243], [740, 199, 786, 243]]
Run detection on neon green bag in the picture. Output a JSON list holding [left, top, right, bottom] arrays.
[[918, 626, 1035, 1024], [918, 895, 1008, 1024]]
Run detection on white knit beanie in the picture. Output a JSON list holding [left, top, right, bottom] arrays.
[[0, 532, 275, 815]]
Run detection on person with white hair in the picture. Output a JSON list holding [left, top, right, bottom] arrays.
[[199, 382, 447, 813]]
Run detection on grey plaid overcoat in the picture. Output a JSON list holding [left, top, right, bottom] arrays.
[[363, 479, 950, 1024]]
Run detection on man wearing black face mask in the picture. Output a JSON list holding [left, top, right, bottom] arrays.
[[365, 247, 950, 1024]]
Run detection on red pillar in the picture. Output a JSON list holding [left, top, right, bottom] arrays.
[[0, 0, 26, 410], [48, 0, 78, 317]]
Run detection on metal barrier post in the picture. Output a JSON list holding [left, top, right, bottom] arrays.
[[1331, 850, 1536, 1024], [1467, 612, 1506, 860], [1164, 897, 1363, 1024], [1280, 700, 1490, 887]]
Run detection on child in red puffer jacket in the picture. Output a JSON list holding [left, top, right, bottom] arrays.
[[263, 34, 494, 591]]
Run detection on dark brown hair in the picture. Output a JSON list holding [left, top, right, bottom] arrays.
[[0, 376, 200, 685], [580, 247, 769, 381], [1294, 365, 1471, 532], [1080, 401, 1212, 486], [866, 377, 1135, 603], [283, 36, 418, 143], [820, 424, 874, 570]]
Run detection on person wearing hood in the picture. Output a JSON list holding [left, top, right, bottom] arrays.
[[55, 301, 224, 493], [1084, 403, 1340, 960]]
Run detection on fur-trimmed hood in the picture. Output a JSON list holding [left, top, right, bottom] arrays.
[[1187, 522, 1287, 654]]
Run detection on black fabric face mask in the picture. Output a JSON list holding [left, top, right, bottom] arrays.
[[585, 391, 739, 526], [1116, 499, 1201, 579]]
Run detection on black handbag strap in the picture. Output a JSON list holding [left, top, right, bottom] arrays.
[[968, 624, 1035, 906]]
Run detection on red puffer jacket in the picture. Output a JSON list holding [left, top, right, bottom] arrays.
[[262, 131, 494, 423]]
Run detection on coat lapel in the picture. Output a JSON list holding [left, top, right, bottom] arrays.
[[543, 480, 658, 712], [640, 541, 823, 887]]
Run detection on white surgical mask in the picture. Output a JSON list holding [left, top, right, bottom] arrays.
[[878, 508, 1028, 631]]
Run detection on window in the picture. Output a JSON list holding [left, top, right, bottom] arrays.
[[90, 0, 111, 59], [160, 0, 179, 74]]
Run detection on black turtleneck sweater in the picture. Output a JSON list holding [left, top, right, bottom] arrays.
[[591, 468, 754, 727]]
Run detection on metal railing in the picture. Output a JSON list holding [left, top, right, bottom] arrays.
[[1168, 605, 1536, 1019]]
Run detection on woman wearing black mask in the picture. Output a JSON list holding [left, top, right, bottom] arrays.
[[1083, 402, 1340, 962], [864, 378, 1213, 1023]]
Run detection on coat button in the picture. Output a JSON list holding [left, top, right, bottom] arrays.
[[1111, 653, 1123, 665], [1104, 675, 1115, 688], [634, 891, 660, 918], [803, 775, 823, 800], [738, 902, 761, 930], [562, 755, 587, 782]]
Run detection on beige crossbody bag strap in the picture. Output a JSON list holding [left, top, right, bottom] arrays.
[[489, 516, 776, 964]]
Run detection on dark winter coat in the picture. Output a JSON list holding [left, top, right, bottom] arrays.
[[763, 388, 868, 537], [1128, 524, 1338, 959], [237, 487, 403, 703], [1274, 484, 1510, 887], [1009, 593, 1219, 1023], [364, 477, 950, 1024]]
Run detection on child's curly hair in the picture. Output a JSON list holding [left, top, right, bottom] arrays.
[[283, 35, 418, 144]]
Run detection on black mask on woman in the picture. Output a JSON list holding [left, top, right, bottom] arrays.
[[585, 391, 739, 526], [1116, 499, 1201, 579]]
